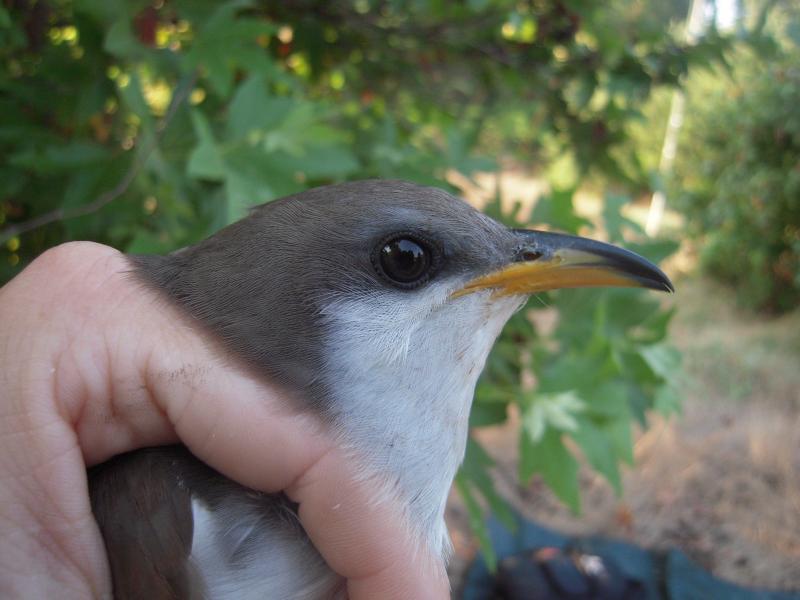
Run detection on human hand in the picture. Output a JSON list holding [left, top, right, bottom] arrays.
[[0, 242, 448, 599]]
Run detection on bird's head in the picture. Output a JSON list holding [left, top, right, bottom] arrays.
[[134, 179, 672, 555]]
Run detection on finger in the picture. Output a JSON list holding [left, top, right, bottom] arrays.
[[286, 448, 450, 600]]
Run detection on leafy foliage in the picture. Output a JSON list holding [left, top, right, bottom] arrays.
[[673, 14, 800, 312], [465, 190, 680, 564], [0, 0, 720, 562]]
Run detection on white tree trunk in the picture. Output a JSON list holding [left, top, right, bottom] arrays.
[[645, 0, 708, 236]]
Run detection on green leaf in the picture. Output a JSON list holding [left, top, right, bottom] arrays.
[[117, 71, 154, 129], [605, 414, 634, 464], [444, 127, 497, 175], [184, 0, 275, 98], [284, 144, 359, 179], [564, 75, 596, 112], [483, 338, 523, 387], [126, 230, 176, 254], [263, 103, 347, 150], [454, 474, 496, 571], [571, 418, 622, 493], [604, 289, 663, 335], [787, 20, 800, 47], [530, 188, 591, 234], [631, 307, 675, 344], [61, 167, 105, 210], [625, 240, 679, 265], [519, 429, 581, 513], [187, 111, 225, 180], [223, 170, 268, 222], [75, 0, 126, 21], [654, 385, 682, 416], [467, 0, 491, 10], [639, 344, 681, 380], [538, 353, 608, 394], [227, 75, 293, 140], [104, 17, 141, 58], [469, 402, 508, 427], [617, 349, 661, 385], [222, 145, 302, 222], [626, 385, 650, 427], [603, 193, 644, 243], [580, 382, 629, 419], [461, 439, 517, 531], [9, 141, 110, 173], [522, 391, 585, 441], [474, 380, 515, 404]]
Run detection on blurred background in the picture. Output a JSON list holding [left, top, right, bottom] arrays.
[[1, 0, 798, 594]]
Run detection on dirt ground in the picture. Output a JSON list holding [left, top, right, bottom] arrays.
[[444, 177, 800, 594]]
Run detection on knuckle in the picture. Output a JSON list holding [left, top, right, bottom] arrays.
[[22, 242, 128, 312], [31, 241, 121, 277]]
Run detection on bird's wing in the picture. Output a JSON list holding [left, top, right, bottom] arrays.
[[89, 446, 202, 599], [89, 446, 345, 600]]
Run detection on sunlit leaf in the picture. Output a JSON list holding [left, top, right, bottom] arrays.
[[522, 391, 585, 441]]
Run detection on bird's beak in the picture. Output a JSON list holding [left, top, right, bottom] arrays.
[[453, 229, 674, 299]]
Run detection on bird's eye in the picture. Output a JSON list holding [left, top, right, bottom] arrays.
[[373, 234, 438, 289]]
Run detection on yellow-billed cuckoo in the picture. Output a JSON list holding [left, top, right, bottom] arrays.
[[89, 180, 673, 599]]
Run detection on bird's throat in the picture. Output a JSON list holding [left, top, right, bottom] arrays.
[[320, 288, 523, 556]]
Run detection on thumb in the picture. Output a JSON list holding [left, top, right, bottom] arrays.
[[7, 242, 449, 599]]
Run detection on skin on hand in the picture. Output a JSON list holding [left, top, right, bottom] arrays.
[[0, 241, 448, 599]]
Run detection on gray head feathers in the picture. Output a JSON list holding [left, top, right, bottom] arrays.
[[132, 180, 515, 416]]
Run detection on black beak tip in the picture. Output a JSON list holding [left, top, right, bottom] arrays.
[[618, 254, 674, 294], [650, 274, 675, 294]]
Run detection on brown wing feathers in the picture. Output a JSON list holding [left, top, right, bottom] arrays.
[[89, 447, 201, 600]]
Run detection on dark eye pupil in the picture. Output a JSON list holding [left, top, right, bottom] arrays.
[[380, 238, 430, 284]]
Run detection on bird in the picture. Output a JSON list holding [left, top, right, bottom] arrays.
[[88, 179, 673, 599]]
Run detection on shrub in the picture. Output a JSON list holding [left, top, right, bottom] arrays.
[[674, 37, 800, 312]]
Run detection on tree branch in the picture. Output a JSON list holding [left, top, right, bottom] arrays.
[[0, 71, 198, 246]]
